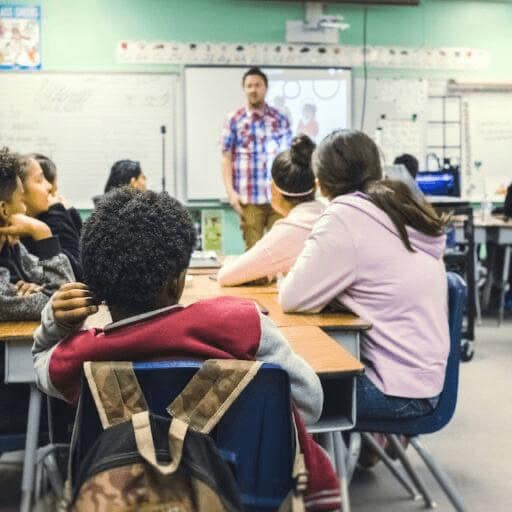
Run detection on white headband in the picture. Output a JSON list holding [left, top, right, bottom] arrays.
[[273, 182, 315, 197]]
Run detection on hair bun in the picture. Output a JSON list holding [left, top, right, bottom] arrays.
[[290, 134, 315, 168]]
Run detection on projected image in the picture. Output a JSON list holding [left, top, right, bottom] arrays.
[[268, 78, 349, 142]]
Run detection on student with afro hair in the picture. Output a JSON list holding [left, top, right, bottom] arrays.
[[32, 188, 341, 508]]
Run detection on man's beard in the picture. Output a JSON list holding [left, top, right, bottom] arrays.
[[249, 97, 264, 108]]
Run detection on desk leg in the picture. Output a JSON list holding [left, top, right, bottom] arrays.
[[474, 245, 482, 326], [20, 384, 42, 512], [499, 246, 511, 326], [333, 432, 351, 512]]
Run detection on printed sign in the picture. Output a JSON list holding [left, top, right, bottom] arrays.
[[0, 4, 41, 70]]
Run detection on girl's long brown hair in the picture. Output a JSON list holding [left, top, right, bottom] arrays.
[[313, 130, 448, 251]]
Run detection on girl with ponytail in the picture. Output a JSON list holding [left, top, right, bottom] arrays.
[[280, 129, 450, 423], [218, 135, 325, 286]]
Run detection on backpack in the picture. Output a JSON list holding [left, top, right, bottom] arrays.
[[63, 360, 308, 512]]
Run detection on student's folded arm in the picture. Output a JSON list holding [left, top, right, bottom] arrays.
[[218, 225, 292, 286], [32, 299, 82, 399], [20, 241, 75, 292], [279, 212, 358, 313], [0, 269, 49, 321], [255, 311, 323, 425]]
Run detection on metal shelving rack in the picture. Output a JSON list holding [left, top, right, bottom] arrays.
[[426, 95, 462, 167]]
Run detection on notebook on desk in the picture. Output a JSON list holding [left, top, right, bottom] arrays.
[[189, 250, 221, 269]]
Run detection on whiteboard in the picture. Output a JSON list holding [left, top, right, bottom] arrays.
[[184, 66, 351, 201], [0, 73, 176, 208], [353, 77, 428, 167], [463, 93, 512, 200]]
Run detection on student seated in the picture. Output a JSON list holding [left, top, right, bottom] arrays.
[[33, 188, 341, 508], [34, 188, 320, 417], [93, 159, 147, 208], [394, 153, 419, 181], [0, 149, 73, 433], [0, 149, 74, 321], [218, 134, 324, 286], [19, 154, 83, 280], [280, 130, 450, 423], [33, 153, 83, 233]]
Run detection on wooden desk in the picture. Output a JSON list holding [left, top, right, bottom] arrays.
[[281, 326, 363, 376], [187, 267, 219, 276], [1, 291, 367, 510], [454, 213, 512, 324], [182, 275, 371, 332], [250, 294, 371, 330], [0, 321, 38, 343], [183, 273, 277, 298]]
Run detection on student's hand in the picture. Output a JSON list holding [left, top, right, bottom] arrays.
[[16, 280, 43, 297], [52, 282, 99, 328], [228, 189, 243, 216], [49, 193, 70, 209], [0, 214, 51, 241]]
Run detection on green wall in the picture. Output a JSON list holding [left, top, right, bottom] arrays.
[[32, 0, 512, 78], [23, 0, 512, 253]]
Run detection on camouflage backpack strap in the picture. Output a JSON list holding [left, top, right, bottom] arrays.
[[132, 411, 189, 475], [83, 361, 148, 429], [167, 359, 262, 434], [277, 422, 308, 512]]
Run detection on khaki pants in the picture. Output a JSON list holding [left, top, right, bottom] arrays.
[[240, 203, 282, 250]]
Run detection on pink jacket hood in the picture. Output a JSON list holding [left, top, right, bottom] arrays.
[[333, 192, 446, 260]]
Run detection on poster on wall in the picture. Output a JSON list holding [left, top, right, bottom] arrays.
[[201, 210, 223, 252], [0, 4, 41, 70]]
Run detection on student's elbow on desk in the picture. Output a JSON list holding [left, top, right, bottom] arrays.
[[278, 285, 300, 313], [217, 266, 238, 287], [279, 287, 324, 314], [32, 345, 66, 401], [256, 313, 323, 425]]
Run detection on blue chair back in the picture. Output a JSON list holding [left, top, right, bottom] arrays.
[[355, 271, 467, 436], [0, 434, 26, 453], [73, 361, 294, 512]]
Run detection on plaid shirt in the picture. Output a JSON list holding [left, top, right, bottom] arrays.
[[222, 104, 292, 204]]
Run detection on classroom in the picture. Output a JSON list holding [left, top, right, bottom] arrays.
[[0, 0, 511, 510]]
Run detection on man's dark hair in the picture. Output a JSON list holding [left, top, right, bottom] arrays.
[[0, 148, 20, 202], [31, 153, 57, 184], [242, 67, 268, 88], [81, 188, 196, 315], [104, 159, 142, 193], [394, 153, 419, 179]]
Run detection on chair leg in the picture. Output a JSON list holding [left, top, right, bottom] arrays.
[[332, 432, 351, 512], [360, 433, 420, 500], [386, 434, 437, 509], [317, 432, 335, 464], [410, 437, 467, 512], [20, 385, 43, 512], [316, 432, 349, 512], [499, 245, 511, 326], [474, 247, 482, 326], [344, 433, 361, 484]]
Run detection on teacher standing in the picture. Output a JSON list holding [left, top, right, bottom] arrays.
[[222, 67, 292, 249]]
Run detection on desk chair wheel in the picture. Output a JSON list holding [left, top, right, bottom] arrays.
[[460, 340, 474, 362]]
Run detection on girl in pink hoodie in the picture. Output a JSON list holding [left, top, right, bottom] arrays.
[[280, 130, 450, 422], [218, 135, 325, 286]]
